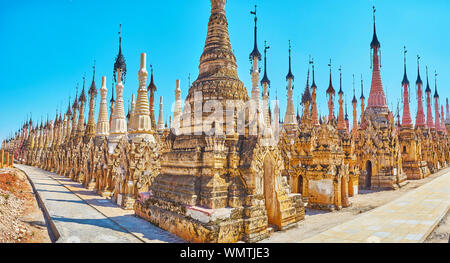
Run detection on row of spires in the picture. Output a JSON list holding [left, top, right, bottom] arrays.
[[248, 4, 449, 135], [3, 4, 450, 144]]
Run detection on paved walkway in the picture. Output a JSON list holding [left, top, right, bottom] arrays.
[[300, 170, 450, 243], [16, 164, 184, 243]]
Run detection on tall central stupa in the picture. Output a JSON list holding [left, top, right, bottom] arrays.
[[136, 0, 303, 243], [180, 0, 249, 135]]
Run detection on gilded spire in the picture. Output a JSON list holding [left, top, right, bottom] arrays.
[[434, 71, 440, 131], [110, 81, 115, 103], [249, 5, 261, 61], [370, 6, 380, 49], [415, 55, 426, 128], [326, 59, 335, 95], [79, 74, 87, 103], [147, 65, 157, 92], [360, 75, 365, 100], [89, 60, 97, 97], [425, 66, 434, 129], [416, 55, 422, 85], [401, 46, 409, 86], [286, 40, 294, 81], [337, 66, 346, 131], [195, 0, 242, 88], [352, 74, 357, 104], [446, 98, 450, 124], [73, 84, 79, 110], [66, 96, 72, 116], [86, 63, 97, 137], [434, 71, 439, 98], [148, 65, 157, 130], [401, 46, 412, 127], [261, 41, 270, 86], [425, 66, 431, 93], [113, 24, 127, 83], [301, 66, 312, 105], [96, 76, 109, 137], [311, 58, 317, 89], [338, 66, 343, 95], [367, 5, 387, 109]]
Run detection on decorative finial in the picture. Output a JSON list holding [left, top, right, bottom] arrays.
[[352, 74, 357, 104], [249, 4, 261, 62], [326, 59, 335, 95], [311, 57, 316, 88], [261, 40, 271, 86], [147, 64, 157, 92], [360, 74, 365, 100], [373, 6, 376, 25], [370, 5, 381, 50], [113, 23, 127, 83], [434, 70, 439, 98], [93, 60, 96, 78], [403, 46, 407, 67], [416, 55, 422, 85], [110, 80, 115, 103], [402, 46, 409, 86], [338, 66, 343, 95], [286, 40, 294, 81]]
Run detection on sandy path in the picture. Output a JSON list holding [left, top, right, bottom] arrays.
[[263, 168, 450, 243]]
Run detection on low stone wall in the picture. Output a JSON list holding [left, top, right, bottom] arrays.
[[134, 201, 245, 243]]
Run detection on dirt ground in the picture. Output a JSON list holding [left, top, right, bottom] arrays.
[[265, 168, 450, 242], [0, 167, 51, 243]]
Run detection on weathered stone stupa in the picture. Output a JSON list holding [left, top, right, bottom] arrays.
[[135, 0, 304, 243]]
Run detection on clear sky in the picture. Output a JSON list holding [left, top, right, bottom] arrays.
[[1, 0, 450, 141]]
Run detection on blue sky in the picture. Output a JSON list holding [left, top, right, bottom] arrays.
[[1, 0, 449, 140]]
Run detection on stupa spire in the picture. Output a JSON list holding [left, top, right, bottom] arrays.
[[337, 66, 346, 131], [132, 53, 152, 134], [415, 55, 426, 128], [261, 41, 270, 87], [311, 58, 319, 126], [77, 74, 87, 137], [446, 98, 450, 125], [71, 84, 79, 137], [172, 80, 182, 133], [113, 24, 127, 83], [250, 5, 261, 110], [326, 59, 335, 122], [284, 40, 296, 126], [148, 65, 157, 130], [352, 74, 358, 136], [86, 62, 97, 138], [249, 5, 261, 62], [261, 41, 271, 126], [434, 71, 440, 131], [401, 46, 412, 127], [367, 5, 387, 109], [425, 66, 434, 129], [110, 24, 127, 136], [360, 75, 365, 121], [441, 105, 446, 134], [157, 96, 165, 132], [96, 76, 110, 137], [286, 40, 294, 81]]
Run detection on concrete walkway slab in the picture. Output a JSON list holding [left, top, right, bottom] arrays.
[[301, 169, 450, 243], [16, 164, 184, 243]]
